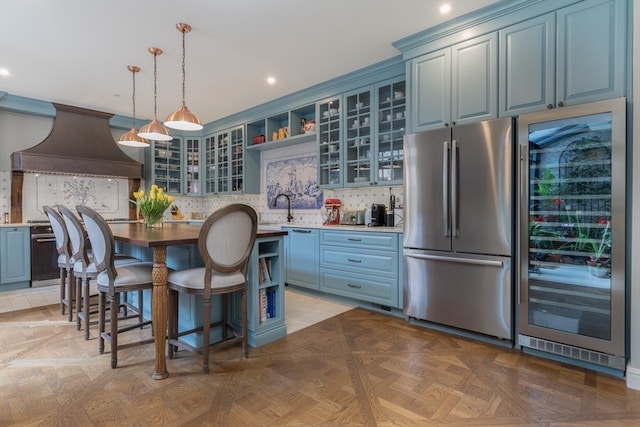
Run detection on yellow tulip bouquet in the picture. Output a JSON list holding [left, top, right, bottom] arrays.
[[131, 184, 174, 228]]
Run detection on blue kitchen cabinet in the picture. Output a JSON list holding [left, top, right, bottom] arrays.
[[319, 230, 400, 308], [239, 236, 286, 347], [407, 32, 497, 132], [317, 95, 344, 188], [284, 227, 319, 290], [0, 226, 31, 290], [204, 126, 259, 195], [499, 0, 626, 116]]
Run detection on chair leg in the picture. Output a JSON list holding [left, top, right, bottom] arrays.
[[66, 270, 75, 322], [222, 294, 229, 340], [202, 296, 211, 374], [138, 290, 144, 326], [98, 291, 106, 354], [59, 268, 66, 315], [167, 289, 176, 360], [109, 293, 119, 369], [75, 275, 82, 331], [241, 288, 248, 359], [82, 277, 91, 340]]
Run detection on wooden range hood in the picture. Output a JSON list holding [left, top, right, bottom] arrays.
[[10, 103, 143, 222]]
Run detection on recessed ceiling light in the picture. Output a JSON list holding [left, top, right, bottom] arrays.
[[0, 68, 10, 77], [440, 4, 451, 14], [267, 76, 276, 85]]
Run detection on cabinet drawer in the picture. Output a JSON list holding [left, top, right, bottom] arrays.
[[320, 245, 398, 277], [320, 230, 397, 250], [320, 269, 398, 307]]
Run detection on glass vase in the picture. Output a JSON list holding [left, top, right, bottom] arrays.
[[144, 216, 164, 229]]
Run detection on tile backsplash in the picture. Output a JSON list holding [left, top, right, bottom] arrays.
[[173, 184, 404, 226]]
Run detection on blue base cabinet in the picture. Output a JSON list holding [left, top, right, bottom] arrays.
[[319, 230, 400, 308], [0, 226, 31, 290], [284, 227, 319, 290], [235, 236, 287, 347]]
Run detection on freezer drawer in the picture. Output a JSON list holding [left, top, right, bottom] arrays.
[[403, 249, 512, 340]]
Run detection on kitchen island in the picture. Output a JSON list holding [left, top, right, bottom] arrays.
[[109, 222, 287, 380]]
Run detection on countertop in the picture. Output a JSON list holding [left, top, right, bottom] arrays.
[[162, 220, 404, 233], [0, 223, 33, 228], [256, 223, 404, 233]]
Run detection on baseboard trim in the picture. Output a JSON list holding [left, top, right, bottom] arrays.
[[626, 364, 640, 390]]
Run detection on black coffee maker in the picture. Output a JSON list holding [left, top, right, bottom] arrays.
[[370, 203, 386, 226]]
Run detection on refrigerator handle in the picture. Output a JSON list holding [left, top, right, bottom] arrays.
[[451, 139, 459, 237], [443, 140, 450, 237]]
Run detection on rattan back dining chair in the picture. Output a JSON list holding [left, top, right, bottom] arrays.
[[43, 205, 75, 321], [77, 204, 155, 368], [166, 203, 257, 374]]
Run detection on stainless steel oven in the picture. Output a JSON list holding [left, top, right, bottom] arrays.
[[30, 222, 59, 287]]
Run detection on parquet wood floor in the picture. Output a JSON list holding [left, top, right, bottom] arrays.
[[2, 305, 640, 426]]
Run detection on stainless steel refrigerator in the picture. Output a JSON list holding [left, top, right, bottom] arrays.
[[403, 117, 514, 340]]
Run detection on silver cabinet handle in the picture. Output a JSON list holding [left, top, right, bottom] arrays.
[[347, 283, 362, 289], [347, 238, 362, 242], [292, 229, 311, 233], [347, 258, 362, 263]]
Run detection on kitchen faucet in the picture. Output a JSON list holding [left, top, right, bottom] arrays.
[[273, 193, 293, 222]]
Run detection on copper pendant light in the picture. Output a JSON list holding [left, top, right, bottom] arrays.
[[138, 47, 173, 141], [164, 23, 203, 131], [118, 65, 149, 147]]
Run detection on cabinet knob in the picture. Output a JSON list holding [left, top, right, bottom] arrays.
[[557, 101, 564, 107], [547, 104, 553, 109], [444, 122, 449, 127], [451, 121, 456, 126]]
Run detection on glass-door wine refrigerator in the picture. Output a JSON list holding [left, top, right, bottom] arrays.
[[518, 98, 626, 371]]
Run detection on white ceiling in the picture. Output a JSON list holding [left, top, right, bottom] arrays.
[[0, 0, 498, 125]]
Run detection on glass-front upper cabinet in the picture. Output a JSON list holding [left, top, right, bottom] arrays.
[[216, 130, 230, 193], [204, 135, 216, 194], [518, 98, 626, 362], [204, 126, 246, 194], [184, 138, 201, 195], [376, 78, 405, 185], [153, 138, 182, 194], [344, 88, 372, 186], [317, 96, 342, 187], [229, 127, 245, 193]]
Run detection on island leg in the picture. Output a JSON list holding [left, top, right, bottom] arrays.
[[151, 246, 169, 380]]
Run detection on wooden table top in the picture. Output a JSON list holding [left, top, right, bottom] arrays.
[[108, 222, 287, 248]]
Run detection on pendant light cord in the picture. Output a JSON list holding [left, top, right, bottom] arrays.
[[131, 69, 137, 127], [153, 52, 158, 119], [181, 28, 186, 108]]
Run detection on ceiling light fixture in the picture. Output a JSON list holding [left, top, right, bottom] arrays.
[[439, 4, 451, 14], [165, 23, 202, 131], [138, 47, 173, 141], [118, 65, 150, 147]]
